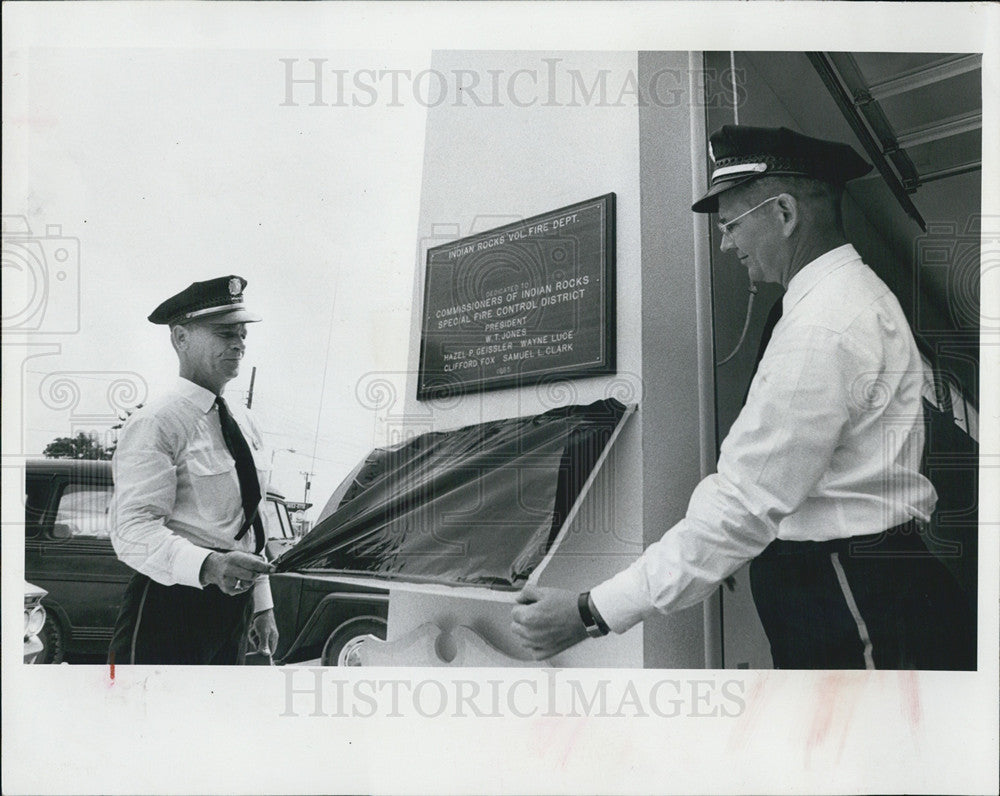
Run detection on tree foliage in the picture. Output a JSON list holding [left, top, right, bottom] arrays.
[[42, 432, 112, 460]]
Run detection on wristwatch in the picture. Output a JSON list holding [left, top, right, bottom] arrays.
[[578, 591, 610, 638]]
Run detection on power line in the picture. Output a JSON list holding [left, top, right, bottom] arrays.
[[262, 427, 363, 451], [310, 267, 340, 483], [258, 447, 349, 466], [252, 406, 357, 440]]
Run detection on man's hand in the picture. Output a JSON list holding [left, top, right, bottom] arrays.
[[200, 551, 274, 595], [249, 609, 279, 656], [511, 584, 590, 660]]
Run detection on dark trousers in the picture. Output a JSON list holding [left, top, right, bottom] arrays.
[[749, 522, 976, 670], [109, 572, 253, 665]]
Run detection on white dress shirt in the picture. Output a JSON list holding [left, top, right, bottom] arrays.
[[592, 244, 936, 633], [110, 377, 273, 612]]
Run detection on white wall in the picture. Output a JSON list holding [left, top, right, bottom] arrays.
[[394, 50, 647, 667]]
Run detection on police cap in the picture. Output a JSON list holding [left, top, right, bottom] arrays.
[[692, 125, 872, 213], [148, 275, 262, 325]]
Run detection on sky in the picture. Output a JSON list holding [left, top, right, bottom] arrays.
[[5, 46, 430, 514]]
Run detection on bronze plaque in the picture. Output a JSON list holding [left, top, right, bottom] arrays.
[[418, 193, 616, 400]]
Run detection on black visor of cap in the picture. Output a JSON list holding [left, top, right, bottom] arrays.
[[692, 125, 872, 213]]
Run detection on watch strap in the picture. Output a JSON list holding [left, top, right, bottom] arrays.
[[578, 591, 610, 637], [588, 593, 611, 635]]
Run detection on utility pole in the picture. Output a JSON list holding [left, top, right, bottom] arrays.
[[300, 470, 313, 503], [246, 366, 257, 408]]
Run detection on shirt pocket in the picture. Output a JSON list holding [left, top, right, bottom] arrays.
[[186, 449, 241, 525]]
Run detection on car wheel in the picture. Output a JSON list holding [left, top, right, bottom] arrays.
[[320, 617, 387, 666], [36, 614, 66, 664]]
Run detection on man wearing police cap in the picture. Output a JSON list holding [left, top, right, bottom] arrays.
[[513, 125, 974, 670], [109, 275, 279, 664]]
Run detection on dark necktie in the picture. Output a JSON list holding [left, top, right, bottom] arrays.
[[742, 297, 784, 406], [216, 396, 265, 553]]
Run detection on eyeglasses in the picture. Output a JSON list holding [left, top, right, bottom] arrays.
[[716, 195, 781, 236]]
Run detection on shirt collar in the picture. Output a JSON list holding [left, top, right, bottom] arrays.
[[176, 377, 220, 414], [783, 243, 860, 313]]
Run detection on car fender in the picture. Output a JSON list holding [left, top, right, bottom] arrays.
[[40, 596, 73, 641], [278, 591, 388, 663]]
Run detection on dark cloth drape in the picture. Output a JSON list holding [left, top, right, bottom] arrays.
[[274, 399, 629, 590]]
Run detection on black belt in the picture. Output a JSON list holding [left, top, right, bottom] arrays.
[[758, 519, 927, 558]]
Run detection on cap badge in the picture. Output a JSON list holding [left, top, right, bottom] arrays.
[[228, 277, 242, 297]]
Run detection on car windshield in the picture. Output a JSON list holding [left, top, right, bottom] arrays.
[[263, 498, 293, 539]]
